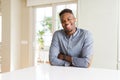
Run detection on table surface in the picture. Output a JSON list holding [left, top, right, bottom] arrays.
[[0, 64, 120, 80]]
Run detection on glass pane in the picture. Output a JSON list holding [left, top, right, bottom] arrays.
[[35, 7, 52, 64], [55, 3, 77, 30]]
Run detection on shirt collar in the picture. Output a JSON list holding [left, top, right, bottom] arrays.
[[72, 27, 78, 37], [63, 27, 79, 38]]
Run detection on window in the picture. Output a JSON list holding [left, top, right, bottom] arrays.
[[34, 2, 77, 65], [34, 7, 52, 64]]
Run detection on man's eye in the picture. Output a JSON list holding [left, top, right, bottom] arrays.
[[68, 18, 72, 21], [62, 21, 65, 23]]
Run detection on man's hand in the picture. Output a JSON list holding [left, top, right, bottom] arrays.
[[58, 52, 64, 60], [57, 52, 72, 63]]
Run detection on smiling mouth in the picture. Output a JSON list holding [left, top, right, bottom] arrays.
[[65, 24, 71, 29], [64, 25, 72, 33]]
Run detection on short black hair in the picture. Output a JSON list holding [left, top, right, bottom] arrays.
[[59, 8, 74, 17]]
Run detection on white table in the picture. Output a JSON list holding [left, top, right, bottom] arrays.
[[0, 64, 120, 80]]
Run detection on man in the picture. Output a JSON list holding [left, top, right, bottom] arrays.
[[49, 8, 93, 68]]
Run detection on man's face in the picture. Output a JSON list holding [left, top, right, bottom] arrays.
[[60, 13, 76, 33]]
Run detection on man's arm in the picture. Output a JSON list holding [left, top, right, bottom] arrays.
[[58, 52, 93, 68], [49, 31, 65, 66], [72, 31, 94, 68]]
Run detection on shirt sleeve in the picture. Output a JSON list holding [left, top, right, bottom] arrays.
[[49, 31, 65, 66], [72, 31, 94, 68]]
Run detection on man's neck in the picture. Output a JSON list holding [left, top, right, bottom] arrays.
[[65, 27, 77, 36]]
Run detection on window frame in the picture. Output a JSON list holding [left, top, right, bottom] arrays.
[[31, 1, 78, 65]]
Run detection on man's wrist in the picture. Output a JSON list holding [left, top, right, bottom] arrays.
[[65, 55, 72, 63], [63, 55, 66, 60], [58, 53, 71, 62]]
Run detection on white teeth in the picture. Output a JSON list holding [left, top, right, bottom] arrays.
[[66, 24, 70, 27]]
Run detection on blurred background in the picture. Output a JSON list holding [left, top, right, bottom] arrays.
[[0, 0, 120, 72]]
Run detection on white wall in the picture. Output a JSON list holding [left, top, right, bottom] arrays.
[[10, 0, 21, 71], [1, 0, 32, 72], [119, 0, 120, 69], [20, 0, 31, 68], [1, 0, 22, 72], [78, 0, 118, 69], [1, 0, 11, 72]]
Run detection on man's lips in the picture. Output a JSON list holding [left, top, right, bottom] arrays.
[[65, 24, 71, 29]]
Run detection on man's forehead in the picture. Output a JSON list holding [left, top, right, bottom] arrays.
[[60, 13, 74, 18]]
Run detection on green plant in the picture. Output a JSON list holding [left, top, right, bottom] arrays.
[[37, 17, 52, 49], [37, 30, 45, 49], [40, 17, 52, 32]]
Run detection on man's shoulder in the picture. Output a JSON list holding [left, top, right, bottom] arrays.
[[77, 28, 92, 37], [53, 29, 64, 36], [77, 28, 89, 33], [54, 29, 64, 34]]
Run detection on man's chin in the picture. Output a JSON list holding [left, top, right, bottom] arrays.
[[65, 30, 72, 33]]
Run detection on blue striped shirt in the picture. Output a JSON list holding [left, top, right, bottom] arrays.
[[49, 28, 94, 68]]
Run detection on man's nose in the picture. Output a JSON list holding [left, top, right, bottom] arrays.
[[64, 20, 69, 24]]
